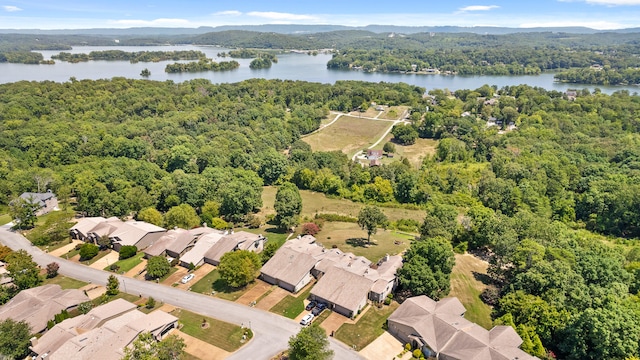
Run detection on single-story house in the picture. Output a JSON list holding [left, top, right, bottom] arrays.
[[179, 230, 226, 267], [387, 296, 538, 360], [203, 231, 266, 266], [312, 248, 371, 277], [30, 298, 137, 358], [0, 284, 89, 333], [367, 149, 383, 160], [47, 307, 177, 360], [261, 246, 319, 293], [369, 255, 403, 302], [143, 228, 196, 259], [69, 216, 107, 241], [310, 266, 374, 318], [19, 190, 59, 216], [108, 220, 166, 251]]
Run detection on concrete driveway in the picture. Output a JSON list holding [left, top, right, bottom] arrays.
[[0, 226, 363, 360], [359, 331, 407, 360], [89, 250, 119, 270]]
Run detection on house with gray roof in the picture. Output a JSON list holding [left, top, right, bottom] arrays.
[[179, 229, 226, 267], [0, 261, 12, 287], [0, 284, 89, 333], [69, 217, 107, 241], [260, 235, 322, 293], [19, 190, 58, 216], [203, 231, 266, 266], [109, 220, 166, 251], [311, 266, 374, 318], [387, 296, 538, 360]]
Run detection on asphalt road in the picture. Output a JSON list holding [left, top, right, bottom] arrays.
[[0, 225, 363, 360]]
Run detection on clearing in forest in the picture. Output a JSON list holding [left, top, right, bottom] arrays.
[[302, 115, 391, 157], [449, 253, 494, 329]]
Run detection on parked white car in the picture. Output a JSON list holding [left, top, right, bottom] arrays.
[[300, 313, 314, 326], [181, 273, 195, 284]]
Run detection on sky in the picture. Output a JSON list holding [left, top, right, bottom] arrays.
[[2, 0, 640, 30]]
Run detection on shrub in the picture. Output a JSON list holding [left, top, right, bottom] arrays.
[[394, 218, 420, 232], [79, 243, 99, 260], [302, 222, 320, 236], [247, 215, 263, 229], [209, 217, 229, 230], [383, 142, 396, 153], [119, 245, 137, 260], [453, 241, 468, 254], [46, 262, 59, 278], [405, 343, 412, 351], [146, 296, 156, 309], [78, 301, 93, 314], [109, 264, 120, 272], [481, 288, 500, 306], [412, 349, 423, 358]]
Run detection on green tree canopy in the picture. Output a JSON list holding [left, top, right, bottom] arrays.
[[0, 318, 31, 359], [137, 207, 163, 227], [123, 331, 185, 360], [397, 236, 455, 300], [106, 274, 120, 296], [9, 196, 38, 229], [218, 250, 261, 288], [79, 243, 99, 260], [274, 182, 303, 231], [5, 249, 41, 290], [164, 204, 200, 229], [146, 256, 171, 280], [357, 205, 388, 244], [288, 322, 334, 360]]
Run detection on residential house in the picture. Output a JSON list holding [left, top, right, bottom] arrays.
[[108, 220, 166, 251], [369, 255, 403, 302], [369, 159, 382, 167], [203, 231, 266, 266], [565, 90, 578, 101], [260, 235, 323, 293], [178, 229, 226, 267], [311, 266, 374, 318], [387, 296, 538, 360], [0, 284, 89, 333], [143, 228, 195, 259], [18, 190, 59, 216], [366, 149, 383, 160], [69, 217, 107, 241], [46, 307, 177, 360], [30, 299, 137, 358], [85, 217, 123, 244]]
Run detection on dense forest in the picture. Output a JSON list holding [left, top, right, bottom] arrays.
[[1, 77, 640, 358], [164, 59, 240, 73], [51, 50, 206, 63]]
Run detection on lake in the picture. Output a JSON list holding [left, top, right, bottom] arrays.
[[1, 45, 638, 95]]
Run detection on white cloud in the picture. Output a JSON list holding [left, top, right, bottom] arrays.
[[213, 10, 242, 16], [459, 5, 500, 11], [109, 18, 191, 26], [586, 0, 640, 4], [3, 5, 22, 12], [247, 11, 317, 21], [519, 20, 625, 29]]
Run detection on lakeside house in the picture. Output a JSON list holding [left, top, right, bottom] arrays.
[[18, 190, 59, 216], [0, 284, 89, 334], [387, 296, 538, 360]]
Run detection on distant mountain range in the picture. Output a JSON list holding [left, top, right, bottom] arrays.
[[1, 24, 640, 36]]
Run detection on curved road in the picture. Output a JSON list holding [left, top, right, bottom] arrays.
[[0, 225, 363, 360]]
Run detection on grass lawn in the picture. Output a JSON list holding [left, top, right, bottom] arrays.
[[335, 302, 399, 351], [43, 275, 88, 289], [449, 254, 493, 329], [105, 252, 144, 273], [319, 113, 339, 127], [370, 134, 439, 169], [269, 284, 313, 319], [302, 115, 392, 158], [314, 309, 332, 324], [260, 186, 426, 223], [189, 269, 257, 301], [92, 292, 141, 307], [377, 106, 410, 120], [0, 213, 11, 226], [239, 226, 289, 248], [315, 222, 413, 262], [35, 209, 75, 226], [62, 247, 81, 260], [172, 308, 248, 352], [157, 267, 178, 282]]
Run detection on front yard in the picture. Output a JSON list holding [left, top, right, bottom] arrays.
[[269, 284, 313, 319], [105, 252, 144, 273], [335, 302, 399, 351], [171, 308, 249, 352], [189, 269, 259, 302]]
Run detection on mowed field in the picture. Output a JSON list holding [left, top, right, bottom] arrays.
[[449, 253, 494, 329], [260, 186, 426, 223], [302, 115, 392, 157], [370, 134, 439, 168]]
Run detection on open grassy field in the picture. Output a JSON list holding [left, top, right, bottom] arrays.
[[43, 275, 88, 289], [105, 252, 144, 273], [335, 302, 399, 351], [377, 106, 410, 120], [314, 222, 413, 262], [449, 253, 494, 329], [320, 113, 339, 126], [172, 308, 248, 352], [260, 186, 426, 223], [302, 115, 392, 157], [269, 284, 313, 319], [238, 226, 289, 248]]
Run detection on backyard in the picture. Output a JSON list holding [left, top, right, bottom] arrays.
[[449, 253, 493, 329]]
